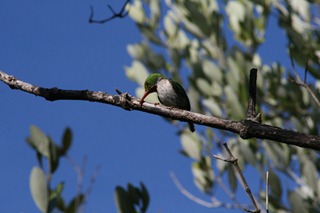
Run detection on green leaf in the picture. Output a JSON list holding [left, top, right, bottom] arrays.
[[180, 132, 201, 161], [146, 51, 165, 71], [288, 190, 307, 213], [290, 0, 310, 21], [264, 142, 290, 170], [269, 170, 282, 200], [49, 181, 64, 200], [125, 60, 149, 86], [30, 167, 48, 213], [114, 186, 136, 213], [27, 125, 50, 158], [49, 137, 59, 174], [192, 162, 207, 192], [211, 81, 223, 97], [291, 116, 304, 132], [129, 1, 145, 24], [301, 87, 310, 107], [301, 157, 318, 194], [224, 85, 244, 119], [238, 139, 256, 166], [196, 78, 212, 97], [226, 57, 241, 88], [127, 183, 140, 205], [36, 151, 44, 169], [202, 59, 222, 82], [149, 0, 161, 29], [192, 159, 214, 193], [127, 43, 146, 61], [55, 196, 67, 212], [54, 196, 66, 212], [164, 15, 177, 38], [291, 13, 308, 34], [61, 127, 72, 156], [140, 182, 149, 213], [202, 98, 222, 117], [174, 30, 190, 50], [66, 193, 85, 213], [226, 1, 245, 34], [138, 24, 162, 45], [48, 182, 64, 212]]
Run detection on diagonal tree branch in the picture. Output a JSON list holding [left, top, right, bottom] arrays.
[[1, 70, 320, 150]]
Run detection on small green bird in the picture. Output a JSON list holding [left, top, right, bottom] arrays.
[[140, 73, 195, 132]]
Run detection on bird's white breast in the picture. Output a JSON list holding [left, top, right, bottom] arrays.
[[157, 79, 179, 107], [157, 79, 174, 94]]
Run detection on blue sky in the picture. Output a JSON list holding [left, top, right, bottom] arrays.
[[0, 1, 298, 213]]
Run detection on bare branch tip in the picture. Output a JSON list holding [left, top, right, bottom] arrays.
[[115, 88, 122, 95], [89, 1, 130, 24]]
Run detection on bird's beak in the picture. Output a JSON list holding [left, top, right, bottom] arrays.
[[139, 85, 157, 105]]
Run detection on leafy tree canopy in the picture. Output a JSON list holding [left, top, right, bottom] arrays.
[[125, 0, 320, 212]]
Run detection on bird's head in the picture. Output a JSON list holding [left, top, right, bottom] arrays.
[[140, 73, 165, 105], [144, 73, 165, 92]]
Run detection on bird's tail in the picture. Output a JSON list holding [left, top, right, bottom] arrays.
[[188, 122, 195, 132]]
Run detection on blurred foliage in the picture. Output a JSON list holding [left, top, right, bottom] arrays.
[[27, 126, 88, 213], [114, 182, 150, 213], [27, 126, 150, 213], [126, 0, 320, 212]]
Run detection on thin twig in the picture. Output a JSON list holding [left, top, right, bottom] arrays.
[[66, 155, 87, 212], [290, 78, 320, 107], [289, 45, 320, 107], [213, 141, 247, 206], [89, 0, 130, 24], [85, 165, 101, 197], [66, 155, 101, 213], [212, 143, 249, 208], [66, 155, 85, 193], [81, 165, 101, 213], [68, 155, 87, 202], [214, 143, 260, 213]]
